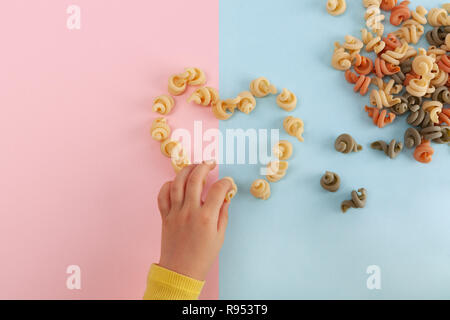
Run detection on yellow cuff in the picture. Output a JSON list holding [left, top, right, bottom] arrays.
[[143, 264, 205, 300]]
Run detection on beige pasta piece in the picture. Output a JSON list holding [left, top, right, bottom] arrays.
[[412, 48, 435, 77], [171, 154, 190, 173], [188, 87, 219, 106], [250, 179, 271, 200], [380, 40, 409, 65], [212, 98, 238, 120], [340, 35, 364, 55], [223, 177, 238, 202], [365, 2, 385, 36], [168, 71, 190, 96], [363, 0, 381, 8], [184, 67, 206, 86], [152, 95, 174, 115], [160, 139, 181, 158], [444, 3, 450, 13], [326, 0, 346, 16], [151, 117, 171, 142], [410, 6, 428, 25], [428, 8, 450, 27], [283, 116, 304, 142], [249, 77, 277, 98], [331, 43, 353, 70], [276, 89, 297, 112], [422, 100, 443, 123], [273, 140, 293, 160], [266, 161, 288, 183], [393, 21, 425, 44], [236, 91, 256, 114], [361, 28, 385, 54]]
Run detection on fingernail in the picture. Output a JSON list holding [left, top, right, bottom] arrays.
[[203, 159, 216, 166]]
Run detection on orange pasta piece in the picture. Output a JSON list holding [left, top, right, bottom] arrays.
[[382, 33, 401, 51], [414, 140, 434, 164], [365, 106, 396, 128], [353, 54, 374, 75], [381, 0, 397, 11], [439, 108, 450, 125], [404, 72, 420, 86], [374, 57, 400, 78], [438, 55, 450, 73], [345, 70, 371, 95], [390, 1, 411, 26]]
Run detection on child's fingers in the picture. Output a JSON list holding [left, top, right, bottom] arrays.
[[184, 161, 216, 208], [170, 164, 197, 210], [158, 181, 172, 218], [203, 178, 232, 220], [217, 201, 230, 235]]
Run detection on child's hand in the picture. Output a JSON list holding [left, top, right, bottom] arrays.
[[157, 161, 232, 281]]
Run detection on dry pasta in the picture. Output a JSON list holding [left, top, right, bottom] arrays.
[[151, 117, 171, 141], [273, 140, 293, 160], [404, 127, 421, 148], [249, 77, 277, 97], [250, 179, 271, 200], [283, 116, 304, 142], [223, 177, 238, 202], [153, 95, 175, 115], [266, 161, 288, 183], [341, 188, 368, 213], [237, 91, 256, 114], [428, 8, 450, 27], [188, 87, 219, 106], [212, 98, 238, 120], [364, 0, 385, 36], [276, 89, 297, 111], [320, 171, 341, 192], [334, 134, 362, 153], [331, 46, 352, 70], [326, 0, 346, 16], [370, 139, 403, 159]]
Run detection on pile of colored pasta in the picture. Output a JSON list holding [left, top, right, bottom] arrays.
[[330, 0, 450, 163]]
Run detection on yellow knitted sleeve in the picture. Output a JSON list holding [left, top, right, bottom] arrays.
[[143, 264, 205, 300]]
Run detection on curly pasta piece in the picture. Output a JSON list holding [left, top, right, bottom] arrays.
[[434, 126, 450, 143], [438, 55, 450, 72], [410, 6, 428, 25], [361, 29, 386, 54], [370, 139, 403, 158], [320, 171, 341, 192], [426, 27, 450, 46], [363, 0, 382, 8], [249, 77, 277, 98], [266, 161, 288, 183], [283, 116, 304, 142], [345, 70, 371, 95], [335, 133, 362, 153], [404, 127, 421, 148], [406, 78, 432, 97], [235, 91, 256, 114], [326, 0, 346, 16], [381, 40, 409, 65], [422, 100, 443, 123], [184, 67, 206, 86], [152, 95, 175, 115], [340, 35, 364, 55], [365, 106, 396, 127], [341, 188, 367, 213], [273, 140, 293, 160], [168, 72, 189, 96], [374, 57, 400, 77], [380, 0, 397, 11], [250, 179, 271, 200], [331, 46, 352, 70], [421, 126, 443, 141], [439, 109, 450, 126], [393, 20, 425, 44], [353, 54, 374, 75], [428, 8, 450, 27], [276, 89, 297, 111], [430, 68, 448, 87], [151, 117, 171, 142], [407, 107, 432, 127], [223, 177, 238, 202], [160, 139, 181, 158], [390, 1, 411, 26], [414, 140, 434, 163], [365, 3, 385, 36], [370, 78, 402, 108], [412, 48, 435, 77], [188, 87, 219, 106], [212, 98, 238, 120], [171, 154, 190, 173], [391, 96, 409, 115]]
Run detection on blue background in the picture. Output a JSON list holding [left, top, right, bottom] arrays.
[[219, 0, 450, 299]]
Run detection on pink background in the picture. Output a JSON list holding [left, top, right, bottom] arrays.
[[0, 0, 219, 299]]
